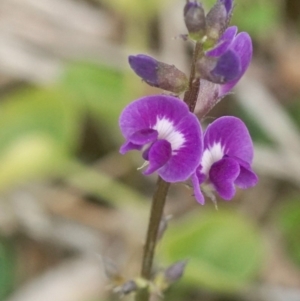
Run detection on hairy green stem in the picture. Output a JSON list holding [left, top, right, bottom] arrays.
[[136, 42, 203, 301]]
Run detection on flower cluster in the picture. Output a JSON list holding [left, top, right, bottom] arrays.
[[119, 0, 258, 204]]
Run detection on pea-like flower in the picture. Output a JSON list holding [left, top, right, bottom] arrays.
[[191, 116, 258, 204], [119, 95, 203, 182], [196, 26, 252, 115]]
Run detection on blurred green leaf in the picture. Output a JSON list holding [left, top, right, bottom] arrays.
[[61, 62, 126, 135], [277, 200, 300, 266], [0, 239, 15, 300], [232, 0, 280, 38], [0, 88, 81, 190], [100, 0, 170, 20], [160, 210, 264, 292], [204, 0, 280, 39]]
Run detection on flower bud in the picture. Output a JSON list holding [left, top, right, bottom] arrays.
[[206, 1, 227, 44], [118, 280, 137, 295], [221, 0, 234, 14], [164, 260, 188, 283], [204, 0, 233, 50], [184, 0, 206, 40], [197, 50, 241, 84], [129, 54, 188, 94]]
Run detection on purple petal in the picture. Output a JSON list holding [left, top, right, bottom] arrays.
[[129, 129, 158, 145], [209, 157, 240, 200], [235, 165, 258, 188], [143, 140, 172, 175], [233, 157, 258, 188], [158, 113, 203, 182], [119, 95, 190, 139], [204, 116, 254, 163], [120, 141, 143, 154], [206, 26, 237, 57], [211, 50, 241, 83], [191, 173, 205, 205], [128, 55, 159, 86], [220, 32, 252, 96], [195, 168, 206, 184]]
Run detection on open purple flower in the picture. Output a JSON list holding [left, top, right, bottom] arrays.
[[195, 26, 252, 115], [191, 116, 258, 204], [119, 95, 203, 182]]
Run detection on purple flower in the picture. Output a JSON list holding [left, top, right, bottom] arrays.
[[195, 26, 252, 115], [191, 116, 258, 204], [119, 95, 203, 182]]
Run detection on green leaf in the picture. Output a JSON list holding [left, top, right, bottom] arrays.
[[0, 88, 80, 190], [160, 210, 265, 292], [204, 0, 280, 39], [232, 0, 280, 39], [61, 62, 127, 134], [99, 0, 170, 20]]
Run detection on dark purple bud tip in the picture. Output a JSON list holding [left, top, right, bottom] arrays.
[[184, 0, 206, 40], [164, 260, 188, 283], [129, 54, 188, 94], [206, 1, 227, 42], [220, 0, 233, 14], [211, 50, 241, 83], [119, 280, 137, 295], [128, 54, 159, 87], [184, 0, 201, 16]]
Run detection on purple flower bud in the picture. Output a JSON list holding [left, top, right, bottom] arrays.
[[164, 260, 188, 283], [220, 0, 233, 14], [204, 0, 233, 48], [197, 50, 241, 84], [129, 55, 158, 87], [119, 280, 137, 295], [206, 1, 227, 43], [184, 0, 206, 40], [195, 27, 252, 116], [128, 54, 188, 94]]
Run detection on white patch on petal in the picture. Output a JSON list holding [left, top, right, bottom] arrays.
[[201, 142, 224, 175], [153, 117, 185, 153]]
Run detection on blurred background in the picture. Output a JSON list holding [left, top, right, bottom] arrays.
[[0, 0, 300, 300]]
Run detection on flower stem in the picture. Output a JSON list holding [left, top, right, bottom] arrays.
[[136, 177, 170, 301], [140, 177, 170, 279], [184, 42, 203, 111], [136, 42, 203, 301]]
